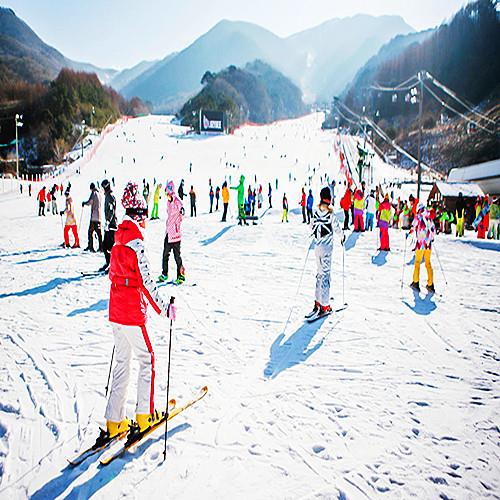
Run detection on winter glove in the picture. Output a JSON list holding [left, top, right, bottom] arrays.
[[341, 233, 346, 246], [167, 303, 177, 321], [81, 202, 85, 207], [59, 211, 64, 216]]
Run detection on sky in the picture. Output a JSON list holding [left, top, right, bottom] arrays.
[[3, 0, 469, 70]]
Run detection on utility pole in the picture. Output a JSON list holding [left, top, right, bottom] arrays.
[[417, 71, 424, 200], [15, 114, 23, 178], [81, 120, 85, 159]]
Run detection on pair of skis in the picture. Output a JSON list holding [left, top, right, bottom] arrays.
[[68, 386, 208, 467], [305, 304, 348, 323]]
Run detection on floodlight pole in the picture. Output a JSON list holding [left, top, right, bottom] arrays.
[[417, 71, 424, 200]]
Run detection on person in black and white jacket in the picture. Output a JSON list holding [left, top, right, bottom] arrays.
[[306, 187, 344, 321]]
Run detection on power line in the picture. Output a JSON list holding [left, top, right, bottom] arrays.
[[423, 82, 496, 134], [425, 72, 496, 125]]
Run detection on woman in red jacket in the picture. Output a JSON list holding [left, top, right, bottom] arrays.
[[340, 187, 352, 230], [104, 182, 176, 439]]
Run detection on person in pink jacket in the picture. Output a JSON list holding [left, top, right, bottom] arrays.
[[158, 181, 185, 284]]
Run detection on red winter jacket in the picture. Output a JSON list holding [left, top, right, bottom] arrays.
[[340, 189, 352, 210], [300, 192, 306, 207], [109, 218, 170, 326]]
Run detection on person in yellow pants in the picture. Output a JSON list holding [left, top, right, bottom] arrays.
[[413, 248, 433, 289], [409, 202, 436, 293], [282, 193, 289, 223], [455, 192, 465, 237]]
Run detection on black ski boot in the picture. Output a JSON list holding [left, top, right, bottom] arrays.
[[409, 281, 420, 292]]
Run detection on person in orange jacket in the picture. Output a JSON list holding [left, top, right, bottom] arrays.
[[37, 186, 46, 216], [221, 181, 230, 222]]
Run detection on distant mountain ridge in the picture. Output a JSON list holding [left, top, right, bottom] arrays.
[[0, 6, 415, 112], [121, 16, 414, 111], [0, 7, 118, 84]]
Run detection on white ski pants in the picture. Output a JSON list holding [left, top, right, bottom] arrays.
[[315, 240, 333, 306], [105, 322, 155, 422]]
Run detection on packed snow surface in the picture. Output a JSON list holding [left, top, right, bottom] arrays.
[[0, 114, 498, 499]]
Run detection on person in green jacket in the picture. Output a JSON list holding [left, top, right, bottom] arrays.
[[488, 199, 499, 240], [438, 210, 454, 234], [231, 175, 248, 226], [150, 183, 161, 220]]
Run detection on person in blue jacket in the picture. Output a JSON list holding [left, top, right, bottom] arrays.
[[306, 189, 314, 224]]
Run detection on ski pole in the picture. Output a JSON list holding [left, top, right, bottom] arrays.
[[78, 206, 85, 233], [433, 244, 448, 286], [401, 233, 408, 291], [163, 296, 175, 461], [105, 346, 115, 397], [342, 235, 346, 306]]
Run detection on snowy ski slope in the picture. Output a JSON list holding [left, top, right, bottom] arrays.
[[0, 114, 498, 499]]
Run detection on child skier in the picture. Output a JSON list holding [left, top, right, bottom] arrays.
[[105, 182, 176, 439], [60, 187, 80, 248], [409, 202, 436, 293], [306, 187, 343, 320], [159, 181, 185, 284]]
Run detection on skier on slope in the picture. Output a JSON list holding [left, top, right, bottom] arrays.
[[306, 189, 314, 224], [104, 181, 176, 439], [409, 202, 436, 293], [82, 182, 103, 252], [60, 187, 80, 248], [378, 194, 392, 251], [300, 187, 307, 223], [37, 186, 46, 216], [282, 193, 289, 222], [455, 192, 466, 237], [352, 188, 365, 232], [364, 190, 376, 231], [150, 183, 161, 220], [158, 181, 185, 284], [231, 175, 248, 225], [306, 187, 344, 321], [100, 179, 117, 273], [221, 181, 229, 222]]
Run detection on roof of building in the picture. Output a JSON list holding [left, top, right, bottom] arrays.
[[432, 181, 484, 198], [448, 158, 500, 182]]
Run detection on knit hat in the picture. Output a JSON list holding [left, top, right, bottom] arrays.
[[122, 181, 147, 221], [102, 179, 111, 191], [417, 202, 425, 212], [320, 187, 332, 204]]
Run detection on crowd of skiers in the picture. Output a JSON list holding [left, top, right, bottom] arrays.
[[32, 170, 497, 445]]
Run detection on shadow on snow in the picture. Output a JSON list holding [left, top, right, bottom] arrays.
[[200, 225, 234, 246], [0, 275, 98, 299], [455, 239, 500, 252], [30, 423, 190, 500], [402, 290, 437, 316], [371, 250, 388, 266], [16, 253, 76, 265], [264, 317, 328, 379], [68, 299, 109, 317], [344, 231, 361, 251]]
